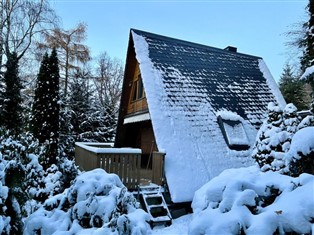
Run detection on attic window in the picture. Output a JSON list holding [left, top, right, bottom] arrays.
[[131, 74, 144, 101], [217, 115, 250, 151]]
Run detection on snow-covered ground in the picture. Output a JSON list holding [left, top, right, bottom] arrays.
[[152, 214, 192, 235]]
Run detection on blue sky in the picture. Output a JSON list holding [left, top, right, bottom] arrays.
[[51, 0, 307, 82]]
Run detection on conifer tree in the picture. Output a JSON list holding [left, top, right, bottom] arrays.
[[279, 64, 308, 110], [0, 74, 4, 120], [68, 73, 116, 143], [68, 76, 90, 140], [31, 52, 50, 142], [1, 52, 23, 135], [301, 0, 314, 111], [301, 0, 314, 71], [31, 48, 60, 167], [252, 103, 288, 172]]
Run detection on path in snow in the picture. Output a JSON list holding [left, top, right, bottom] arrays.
[[151, 214, 192, 235]]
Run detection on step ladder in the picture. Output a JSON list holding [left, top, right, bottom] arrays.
[[138, 184, 172, 227]]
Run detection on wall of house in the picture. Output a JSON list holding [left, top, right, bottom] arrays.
[[127, 63, 148, 115], [115, 34, 157, 170], [123, 120, 157, 168]]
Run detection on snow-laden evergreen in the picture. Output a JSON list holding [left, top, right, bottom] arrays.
[[31, 49, 60, 167], [190, 166, 314, 235], [0, 130, 78, 234], [252, 102, 304, 174], [24, 169, 151, 235], [1, 52, 23, 135], [68, 77, 116, 143]]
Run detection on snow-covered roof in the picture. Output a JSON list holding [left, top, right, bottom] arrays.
[[130, 29, 285, 203]]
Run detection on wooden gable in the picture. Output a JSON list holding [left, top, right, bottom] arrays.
[[115, 32, 156, 158], [127, 63, 148, 115]]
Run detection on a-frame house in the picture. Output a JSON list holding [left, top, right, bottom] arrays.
[[115, 29, 285, 203]]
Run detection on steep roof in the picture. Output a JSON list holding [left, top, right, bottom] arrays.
[[130, 29, 285, 202]]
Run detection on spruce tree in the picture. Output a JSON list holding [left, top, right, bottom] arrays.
[[279, 64, 308, 110], [1, 52, 23, 135], [68, 75, 116, 143], [302, 0, 314, 69], [252, 103, 288, 172], [31, 52, 50, 143], [31, 49, 60, 167], [68, 77, 90, 140], [301, 0, 314, 111], [0, 73, 4, 121], [47, 48, 60, 162]]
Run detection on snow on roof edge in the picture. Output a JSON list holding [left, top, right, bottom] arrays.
[[131, 30, 167, 151], [258, 59, 286, 109]]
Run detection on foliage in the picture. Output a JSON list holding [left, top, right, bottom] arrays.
[[93, 51, 124, 113], [24, 169, 150, 234], [67, 69, 117, 143], [279, 64, 308, 110], [300, 0, 314, 111], [190, 167, 314, 235], [252, 103, 302, 174], [37, 22, 91, 97], [301, 0, 314, 71], [0, 0, 58, 66], [0, 129, 79, 234], [0, 73, 4, 120], [252, 101, 314, 177], [1, 52, 24, 136], [0, 131, 42, 234], [59, 99, 75, 159], [31, 49, 60, 167]]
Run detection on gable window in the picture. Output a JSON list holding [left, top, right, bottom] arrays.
[[217, 115, 250, 150], [132, 74, 144, 101]]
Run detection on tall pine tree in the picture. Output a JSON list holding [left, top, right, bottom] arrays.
[[1, 52, 23, 135], [31, 48, 60, 167], [301, 0, 314, 111], [279, 64, 308, 110]]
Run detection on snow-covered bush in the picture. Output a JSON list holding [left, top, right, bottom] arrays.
[[24, 169, 151, 235], [252, 103, 290, 172], [297, 114, 314, 130], [189, 166, 314, 235], [288, 126, 314, 176], [0, 131, 43, 234], [0, 131, 79, 233], [252, 103, 308, 174], [0, 151, 10, 234]]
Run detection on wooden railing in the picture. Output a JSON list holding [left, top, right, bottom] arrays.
[[75, 143, 165, 190]]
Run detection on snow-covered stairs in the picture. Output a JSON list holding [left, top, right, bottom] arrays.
[[138, 184, 172, 227]]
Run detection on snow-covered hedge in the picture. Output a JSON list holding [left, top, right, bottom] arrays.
[[253, 102, 314, 176], [288, 126, 314, 176], [189, 166, 314, 235], [0, 153, 10, 234], [24, 169, 151, 235]]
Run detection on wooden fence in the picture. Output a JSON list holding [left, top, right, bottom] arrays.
[[75, 143, 165, 190]]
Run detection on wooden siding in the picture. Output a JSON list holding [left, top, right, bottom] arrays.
[[127, 98, 148, 114], [127, 63, 148, 115]]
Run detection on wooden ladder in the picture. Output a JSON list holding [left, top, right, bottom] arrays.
[[138, 184, 172, 227]]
